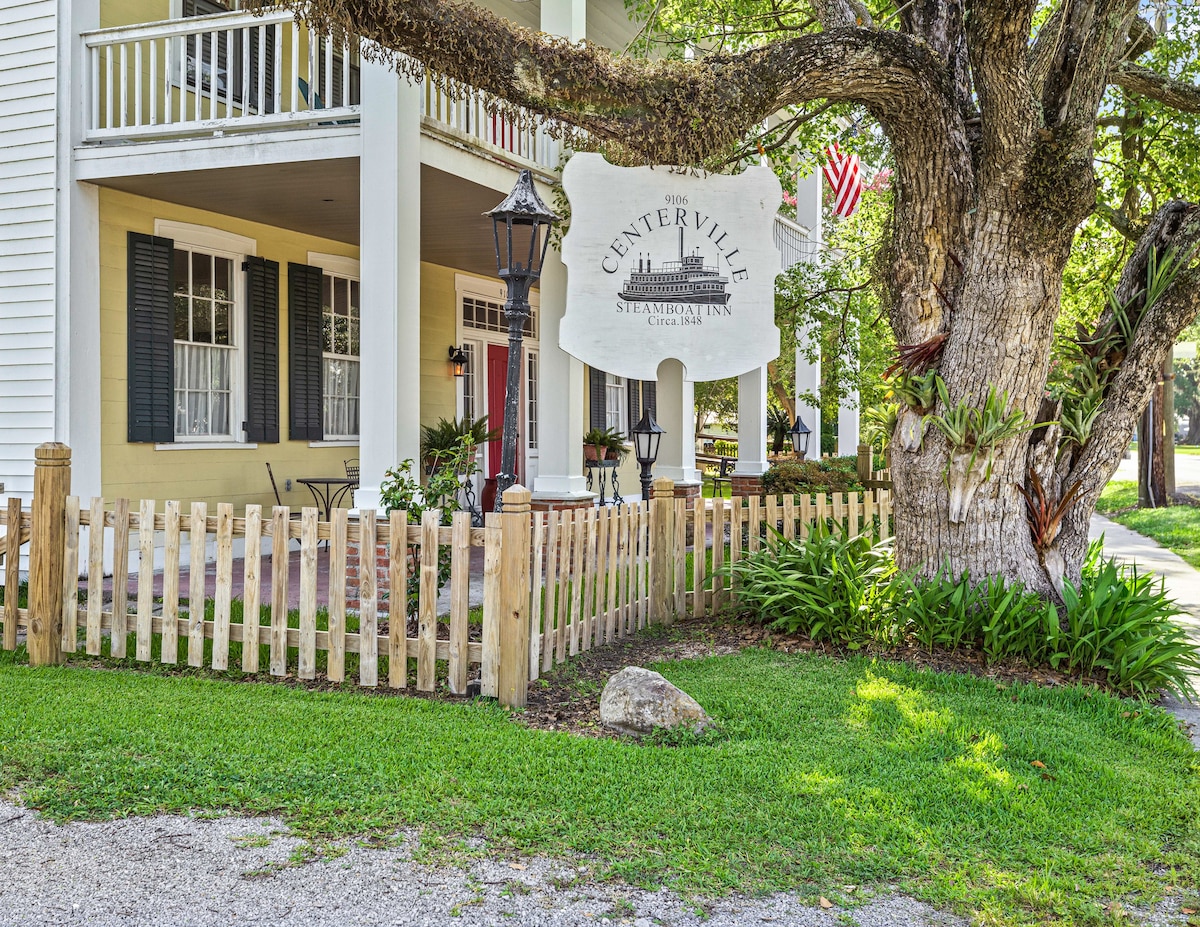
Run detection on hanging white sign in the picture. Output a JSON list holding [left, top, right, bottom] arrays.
[[559, 154, 782, 382]]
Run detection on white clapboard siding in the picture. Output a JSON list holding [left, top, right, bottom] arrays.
[[0, 0, 58, 499]]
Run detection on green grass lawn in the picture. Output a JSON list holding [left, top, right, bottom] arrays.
[[1099, 480, 1200, 569], [1, 647, 1197, 926]]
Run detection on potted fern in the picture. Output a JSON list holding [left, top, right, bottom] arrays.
[[420, 415, 498, 474], [583, 426, 626, 463]]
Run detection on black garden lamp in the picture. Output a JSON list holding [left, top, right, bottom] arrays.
[[630, 409, 665, 500], [486, 169, 560, 507], [448, 346, 467, 378], [790, 415, 812, 459]]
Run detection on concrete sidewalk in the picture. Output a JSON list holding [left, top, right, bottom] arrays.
[[1090, 514, 1200, 746]]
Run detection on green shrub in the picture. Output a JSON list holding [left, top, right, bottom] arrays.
[[1058, 552, 1200, 698], [762, 456, 863, 496], [728, 522, 896, 647], [728, 534, 1200, 698], [713, 439, 738, 457]]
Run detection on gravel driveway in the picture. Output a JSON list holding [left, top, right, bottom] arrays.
[[0, 799, 964, 927]]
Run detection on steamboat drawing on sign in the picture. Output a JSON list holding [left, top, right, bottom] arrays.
[[619, 228, 730, 305]]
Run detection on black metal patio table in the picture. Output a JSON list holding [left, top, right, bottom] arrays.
[[296, 476, 359, 521]]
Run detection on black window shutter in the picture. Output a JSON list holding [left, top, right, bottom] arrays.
[[628, 379, 641, 434], [288, 262, 324, 441], [244, 257, 279, 443], [644, 380, 657, 419], [127, 232, 175, 443], [589, 367, 607, 431]]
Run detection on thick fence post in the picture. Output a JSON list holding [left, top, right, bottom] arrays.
[[650, 477, 676, 626], [498, 485, 532, 708], [857, 444, 872, 483], [29, 443, 70, 666]]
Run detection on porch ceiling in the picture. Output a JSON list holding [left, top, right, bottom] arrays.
[[92, 160, 522, 279], [419, 164, 512, 280], [96, 158, 362, 245]]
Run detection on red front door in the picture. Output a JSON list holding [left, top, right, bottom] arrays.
[[486, 343, 517, 483]]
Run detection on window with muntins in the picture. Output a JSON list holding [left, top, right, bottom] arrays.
[[321, 272, 360, 438], [173, 247, 236, 437], [605, 373, 627, 437]]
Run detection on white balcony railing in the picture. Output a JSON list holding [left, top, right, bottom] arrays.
[[774, 215, 823, 271], [80, 9, 563, 171], [419, 75, 562, 172], [82, 9, 360, 142]]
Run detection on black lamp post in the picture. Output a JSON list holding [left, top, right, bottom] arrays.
[[630, 409, 665, 500], [486, 169, 559, 507], [790, 415, 812, 460]]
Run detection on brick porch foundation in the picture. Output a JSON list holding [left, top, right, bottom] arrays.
[[731, 473, 765, 497]]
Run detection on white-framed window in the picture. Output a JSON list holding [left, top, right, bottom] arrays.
[[526, 350, 539, 450], [309, 252, 361, 441], [460, 340, 480, 423], [605, 373, 627, 436], [321, 273, 360, 438], [158, 222, 255, 441]]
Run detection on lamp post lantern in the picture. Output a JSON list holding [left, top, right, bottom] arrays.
[[790, 415, 812, 460], [486, 169, 559, 507], [630, 409, 665, 500]]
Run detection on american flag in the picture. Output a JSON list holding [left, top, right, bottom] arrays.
[[821, 141, 862, 218]]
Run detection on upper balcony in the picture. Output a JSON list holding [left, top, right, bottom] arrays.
[[80, 8, 561, 173]]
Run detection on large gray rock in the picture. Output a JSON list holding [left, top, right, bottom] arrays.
[[598, 666, 711, 736]]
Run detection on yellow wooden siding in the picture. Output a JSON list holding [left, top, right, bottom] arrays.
[[419, 262, 458, 432]]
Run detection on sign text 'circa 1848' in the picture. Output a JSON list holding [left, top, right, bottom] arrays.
[[559, 154, 782, 382]]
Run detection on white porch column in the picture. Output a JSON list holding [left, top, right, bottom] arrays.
[[57, 2, 102, 501], [532, 247, 590, 500], [734, 366, 769, 476], [654, 359, 700, 485], [541, 0, 586, 40], [794, 330, 821, 459], [837, 388, 860, 456], [354, 64, 422, 511]]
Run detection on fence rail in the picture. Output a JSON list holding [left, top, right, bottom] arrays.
[[1, 447, 894, 706]]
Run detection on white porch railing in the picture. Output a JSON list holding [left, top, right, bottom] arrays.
[[774, 215, 822, 270], [82, 9, 361, 142], [419, 74, 562, 172]]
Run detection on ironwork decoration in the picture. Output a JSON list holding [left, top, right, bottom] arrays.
[[585, 458, 623, 506]]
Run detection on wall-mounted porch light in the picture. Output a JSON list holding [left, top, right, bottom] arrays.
[[449, 346, 468, 378]]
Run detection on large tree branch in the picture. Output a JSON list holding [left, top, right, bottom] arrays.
[[965, 1, 1037, 187], [259, 0, 952, 164], [1040, 0, 1139, 139], [1058, 200, 1200, 567], [1111, 62, 1200, 114]]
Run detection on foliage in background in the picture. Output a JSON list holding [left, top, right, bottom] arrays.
[[773, 183, 895, 432], [761, 456, 862, 496], [728, 528, 1200, 699], [694, 377, 739, 437]]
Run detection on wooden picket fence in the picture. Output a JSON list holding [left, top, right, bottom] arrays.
[[526, 487, 894, 670], [56, 498, 493, 694], [1, 445, 894, 706]]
